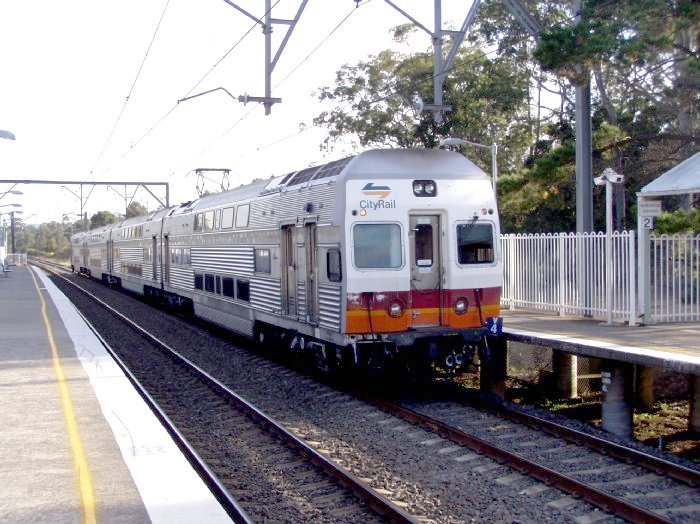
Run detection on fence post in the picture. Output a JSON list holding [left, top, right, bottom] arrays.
[[628, 231, 637, 326], [558, 233, 565, 316]]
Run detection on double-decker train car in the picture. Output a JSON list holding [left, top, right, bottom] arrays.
[[72, 148, 502, 374]]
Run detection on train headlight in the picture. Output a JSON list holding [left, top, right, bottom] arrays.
[[412, 180, 437, 197], [454, 297, 469, 315], [388, 300, 404, 318]]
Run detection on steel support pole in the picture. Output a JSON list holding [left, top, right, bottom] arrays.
[[575, 84, 593, 233], [433, 0, 444, 122], [10, 211, 15, 254], [574, 0, 593, 234], [491, 142, 498, 194], [605, 178, 613, 325], [264, 0, 272, 115]]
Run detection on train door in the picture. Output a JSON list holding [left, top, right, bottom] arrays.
[[163, 235, 170, 284], [408, 215, 442, 327], [281, 225, 297, 316], [151, 236, 158, 280], [106, 239, 114, 273], [304, 222, 318, 324], [82, 241, 88, 269]]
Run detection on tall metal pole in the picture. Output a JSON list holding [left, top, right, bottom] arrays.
[[433, 0, 444, 122], [605, 178, 613, 325], [491, 142, 498, 195], [574, 0, 593, 233], [264, 0, 272, 115], [10, 211, 16, 254]]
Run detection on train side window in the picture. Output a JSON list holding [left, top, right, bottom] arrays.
[[205, 274, 215, 293], [194, 213, 203, 231], [222, 277, 234, 298], [204, 211, 215, 231], [327, 249, 342, 282], [456, 222, 495, 264], [236, 279, 250, 301], [215, 275, 221, 294], [235, 204, 250, 228], [221, 207, 234, 229], [214, 209, 221, 230], [194, 274, 203, 290], [352, 223, 402, 269], [255, 249, 271, 274]]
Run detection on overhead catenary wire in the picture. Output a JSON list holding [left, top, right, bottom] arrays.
[[101, 0, 617, 191], [167, 0, 373, 180], [89, 0, 172, 178], [96, 0, 282, 180]]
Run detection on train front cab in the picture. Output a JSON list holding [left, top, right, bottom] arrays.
[[341, 152, 502, 374]]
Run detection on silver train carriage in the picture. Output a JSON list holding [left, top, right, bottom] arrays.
[[71, 148, 503, 373]]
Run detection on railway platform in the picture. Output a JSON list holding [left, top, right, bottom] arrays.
[[0, 265, 232, 523], [499, 307, 700, 438], [502, 308, 700, 374]]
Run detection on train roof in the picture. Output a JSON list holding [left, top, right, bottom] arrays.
[[74, 148, 488, 239], [182, 148, 486, 212]]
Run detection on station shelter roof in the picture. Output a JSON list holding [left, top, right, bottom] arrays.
[[640, 151, 700, 197]]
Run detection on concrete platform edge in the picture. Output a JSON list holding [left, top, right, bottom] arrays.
[[34, 268, 232, 524]]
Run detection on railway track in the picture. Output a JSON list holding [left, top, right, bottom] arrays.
[[34, 261, 418, 523], [364, 396, 700, 524], [34, 260, 700, 522]]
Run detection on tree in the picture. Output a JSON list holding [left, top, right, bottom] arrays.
[[313, 2, 698, 233], [90, 210, 120, 228], [126, 201, 149, 218], [313, 44, 533, 175]]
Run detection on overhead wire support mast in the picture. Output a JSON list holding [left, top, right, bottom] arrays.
[[220, 0, 309, 115], [0, 179, 170, 221], [177, 87, 280, 107], [383, 0, 482, 122]]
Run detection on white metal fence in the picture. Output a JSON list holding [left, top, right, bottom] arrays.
[[4, 253, 27, 266], [649, 234, 700, 322], [501, 232, 700, 324], [501, 232, 637, 323]]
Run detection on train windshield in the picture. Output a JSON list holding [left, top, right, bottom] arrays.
[[353, 223, 402, 269], [456, 222, 495, 264]]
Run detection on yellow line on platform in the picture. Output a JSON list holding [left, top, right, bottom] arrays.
[[29, 269, 97, 524]]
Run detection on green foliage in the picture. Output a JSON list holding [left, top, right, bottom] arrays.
[[90, 210, 120, 228], [126, 201, 148, 218], [653, 209, 700, 234], [14, 222, 73, 260], [311, 1, 698, 233]]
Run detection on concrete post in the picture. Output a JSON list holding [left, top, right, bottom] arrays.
[[480, 336, 508, 401], [601, 362, 634, 439], [689, 374, 700, 433], [635, 365, 655, 410], [553, 351, 578, 399]]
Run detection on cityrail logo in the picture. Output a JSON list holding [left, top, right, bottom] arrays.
[[361, 182, 391, 199]]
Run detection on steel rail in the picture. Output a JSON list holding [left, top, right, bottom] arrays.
[[471, 394, 700, 487], [32, 261, 254, 523], [35, 261, 421, 524], [366, 397, 673, 524]]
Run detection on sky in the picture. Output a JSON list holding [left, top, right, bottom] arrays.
[[0, 0, 479, 226]]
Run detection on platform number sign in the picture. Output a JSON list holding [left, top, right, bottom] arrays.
[[486, 317, 503, 336], [639, 201, 662, 229]]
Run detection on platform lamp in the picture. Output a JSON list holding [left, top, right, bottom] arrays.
[[439, 137, 498, 194]]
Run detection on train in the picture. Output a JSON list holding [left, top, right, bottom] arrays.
[[71, 148, 502, 375]]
